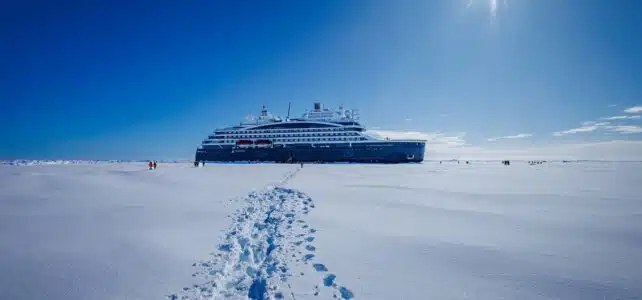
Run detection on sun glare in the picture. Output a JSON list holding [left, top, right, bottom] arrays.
[[467, 0, 507, 19]]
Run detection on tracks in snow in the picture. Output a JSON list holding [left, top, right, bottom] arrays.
[[169, 167, 354, 300]]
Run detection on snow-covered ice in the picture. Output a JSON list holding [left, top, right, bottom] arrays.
[[1, 161, 641, 299], [0, 163, 293, 300]]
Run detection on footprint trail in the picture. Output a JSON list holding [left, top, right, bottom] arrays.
[[169, 167, 354, 299]]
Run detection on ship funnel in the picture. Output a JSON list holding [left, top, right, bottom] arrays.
[[313, 102, 322, 111]]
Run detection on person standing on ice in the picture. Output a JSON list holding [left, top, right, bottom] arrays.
[[153, 161, 157, 169], [148, 161, 153, 170]]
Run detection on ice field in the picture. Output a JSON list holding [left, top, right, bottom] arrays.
[[1, 161, 641, 299]]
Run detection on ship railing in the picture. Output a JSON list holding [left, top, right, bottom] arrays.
[[384, 139, 427, 142]]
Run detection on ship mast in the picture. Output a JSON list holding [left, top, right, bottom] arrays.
[[286, 102, 291, 121]]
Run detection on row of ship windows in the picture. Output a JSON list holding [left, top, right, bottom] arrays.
[[275, 137, 367, 142], [212, 132, 358, 139], [204, 137, 367, 144], [215, 128, 358, 135]]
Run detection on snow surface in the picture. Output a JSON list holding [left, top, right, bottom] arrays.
[[1, 162, 641, 299]]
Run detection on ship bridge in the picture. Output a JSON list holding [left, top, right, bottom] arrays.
[[295, 102, 360, 123], [239, 105, 282, 126]]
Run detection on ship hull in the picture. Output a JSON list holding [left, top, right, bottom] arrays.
[[195, 141, 425, 163]]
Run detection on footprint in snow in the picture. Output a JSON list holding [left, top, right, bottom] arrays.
[[323, 274, 336, 286], [303, 254, 315, 262], [313, 263, 327, 272]]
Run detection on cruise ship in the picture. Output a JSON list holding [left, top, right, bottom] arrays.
[[195, 103, 425, 163]]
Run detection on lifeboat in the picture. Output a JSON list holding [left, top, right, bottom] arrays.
[[254, 139, 273, 148], [236, 140, 253, 148]]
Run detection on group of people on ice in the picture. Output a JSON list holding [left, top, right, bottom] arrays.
[[148, 161, 158, 170]]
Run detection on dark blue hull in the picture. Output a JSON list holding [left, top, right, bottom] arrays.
[[195, 142, 425, 163]]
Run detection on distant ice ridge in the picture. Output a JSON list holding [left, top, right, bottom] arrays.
[[4, 159, 638, 167], [170, 169, 354, 300], [0, 159, 192, 166], [1, 160, 100, 166]]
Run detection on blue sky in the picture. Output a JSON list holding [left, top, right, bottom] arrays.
[[1, 0, 641, 160]]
